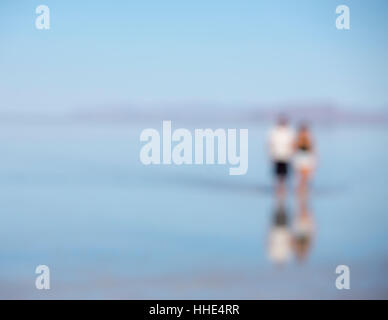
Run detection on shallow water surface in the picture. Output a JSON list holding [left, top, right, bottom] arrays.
[[0, 123, 387, 299]]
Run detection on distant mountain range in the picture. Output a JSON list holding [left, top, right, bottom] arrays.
[[71, 103, 388, 126], [1, 103, 387, 126]]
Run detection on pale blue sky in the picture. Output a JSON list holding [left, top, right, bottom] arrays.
[[0, 0, 387, 113]]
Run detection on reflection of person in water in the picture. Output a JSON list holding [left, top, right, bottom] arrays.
[[293, 194, 315, 262], [267, 199, 292, 265], [294, 123, 316, 195]]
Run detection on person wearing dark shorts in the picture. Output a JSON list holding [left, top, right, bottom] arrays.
[[268, 116, 295, 197], [274, 161, 289, 178]]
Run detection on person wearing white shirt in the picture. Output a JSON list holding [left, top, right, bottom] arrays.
[[268, 116, 295, 196]]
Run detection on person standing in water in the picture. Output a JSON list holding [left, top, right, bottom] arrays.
[[268, 116, 295, 197], [294, 123, 316, 194]]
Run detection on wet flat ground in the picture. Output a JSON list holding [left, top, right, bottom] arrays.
[[1, 122, 387, 299]]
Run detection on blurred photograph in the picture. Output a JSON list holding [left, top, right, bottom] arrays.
[[0, 0, 387, 300]]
